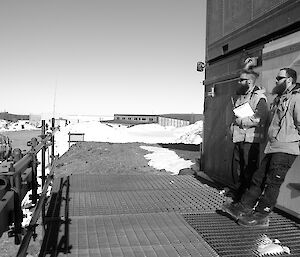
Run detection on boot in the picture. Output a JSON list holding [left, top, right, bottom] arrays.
[[238, 211, 269, 228], [222, 201, 252, 220]]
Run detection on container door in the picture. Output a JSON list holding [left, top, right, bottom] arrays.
[[203, 79, 239, 187]]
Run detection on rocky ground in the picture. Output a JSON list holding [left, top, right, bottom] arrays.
[[0, 141, 200, 256]]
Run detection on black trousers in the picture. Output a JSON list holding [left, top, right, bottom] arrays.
[[240, 152, 297, 214], [233, 142, 260, 200]]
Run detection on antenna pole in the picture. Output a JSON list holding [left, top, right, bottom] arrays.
[[53, 81, 57, 118]]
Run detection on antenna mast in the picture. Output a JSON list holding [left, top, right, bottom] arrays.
[[53, 81, 57, 118]]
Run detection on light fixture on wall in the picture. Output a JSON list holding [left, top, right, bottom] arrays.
[[207, 86, 215, 97], [197, 61, 206, 72]]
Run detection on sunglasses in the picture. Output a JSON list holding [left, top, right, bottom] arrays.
[[239, 78, 248, 82], [276, 76, 288, 81]]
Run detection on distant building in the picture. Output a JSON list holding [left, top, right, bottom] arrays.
[[111, 113, 203, 127], [0, 112, 29, 122], [114, 114, 158, 124], [159, 113, 203, 124]]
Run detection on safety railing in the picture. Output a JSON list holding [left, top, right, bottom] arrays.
[[68, 132, 85, 148], [0, 118, 58, 249], [38, 175, 71, 256]]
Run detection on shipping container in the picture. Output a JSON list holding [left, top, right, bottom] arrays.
[[203, 0, 300, 218]]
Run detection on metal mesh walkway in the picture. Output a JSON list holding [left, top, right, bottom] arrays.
[[53, 174, 224, 215], [183, 212, 300, 257], [52, 174, 300, 256], [52, 174, 209, 192], [65, 213, 218, 257]]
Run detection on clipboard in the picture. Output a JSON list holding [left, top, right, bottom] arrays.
[[233, 102, 254, 118]]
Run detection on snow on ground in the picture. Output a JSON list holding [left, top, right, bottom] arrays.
[[140, 146, 195, 175], [0, 119, 38, 131], [54, 121, 202, 153]]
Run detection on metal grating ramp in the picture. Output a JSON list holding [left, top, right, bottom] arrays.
[[182, 212, 300, 257], [66, 188, 223, 216], [60, 213, 219, 257], [50, 173, 300, 257], [53, 174, 224, 216], [52, 174, 206, 192]]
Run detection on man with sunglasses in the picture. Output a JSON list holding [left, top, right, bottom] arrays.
[[228, 69, 268, 202], [224, 67, 300, 228]]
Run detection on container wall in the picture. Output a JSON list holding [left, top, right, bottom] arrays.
[[206, 0, 300, 60]]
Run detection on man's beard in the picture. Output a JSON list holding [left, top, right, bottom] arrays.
[[236, 84, 249, 95], [272, 81, 287, 95]]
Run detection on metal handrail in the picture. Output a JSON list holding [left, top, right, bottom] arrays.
[[0, 118, 58, 249], [16, 156, 58, 257], [5, 131, 56, 177]]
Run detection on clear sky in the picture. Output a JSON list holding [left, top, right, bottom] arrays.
[[0, 0, 206, 117]]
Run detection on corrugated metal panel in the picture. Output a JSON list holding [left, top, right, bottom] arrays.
[[207, 0, 292, 45], [158, 117, 189, 127], [206, 0, 224, 46], [223, 0, 252, 36], [206, 0, 300, 60], [208, 0, 289, 46], [252, 0, 290, 19]]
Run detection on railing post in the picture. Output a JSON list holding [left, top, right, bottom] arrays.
[[41, 120, 46, 227], [11, 163, 23, 245], [41, 120, 46, 188], [68, 132, 70, 149], [30, 138, 38, 205]]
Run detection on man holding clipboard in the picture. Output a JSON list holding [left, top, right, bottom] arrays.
[[227, 68, 269, 203]]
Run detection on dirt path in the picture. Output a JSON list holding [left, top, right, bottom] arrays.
[[54, 142, 199, 177]]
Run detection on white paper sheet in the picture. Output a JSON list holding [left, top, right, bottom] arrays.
[[233, 102, 254, 118]]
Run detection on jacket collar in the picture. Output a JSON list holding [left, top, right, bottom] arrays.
[[280, 83, 300, 97], [275, 83, 300, 105], [291, 83, 300, 94]]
